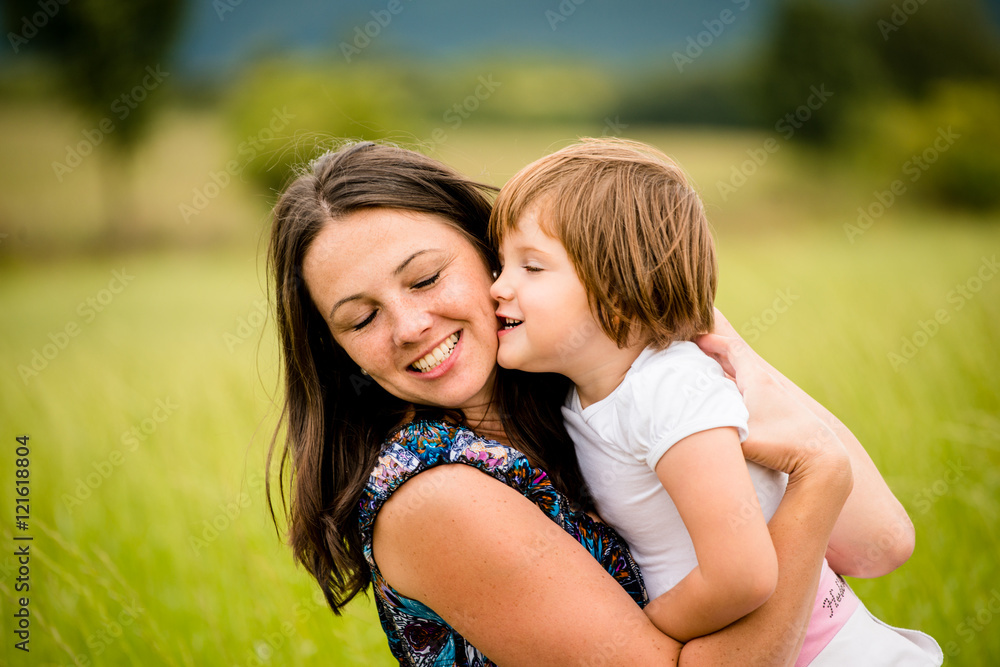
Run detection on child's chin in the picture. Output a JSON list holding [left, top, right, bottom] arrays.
[[496, 350, 523, 371]]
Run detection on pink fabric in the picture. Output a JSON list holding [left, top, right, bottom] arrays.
[[795, 559, 861, 667]]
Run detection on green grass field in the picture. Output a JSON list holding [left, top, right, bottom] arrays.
[[1, 105, 998, 665]]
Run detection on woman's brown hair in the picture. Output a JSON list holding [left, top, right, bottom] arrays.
[[490, 137, 716, 348], [266, 141, 584, 613]]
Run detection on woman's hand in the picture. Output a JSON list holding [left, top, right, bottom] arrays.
[[696, 315, 851, 494], [680, 313, 856, 666], [698, 309, 914, 578]]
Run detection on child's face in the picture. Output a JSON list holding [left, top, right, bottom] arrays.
[[490, 203, 606, 376]]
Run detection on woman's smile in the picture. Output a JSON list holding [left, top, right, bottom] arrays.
[[408, 331, 462, 375]]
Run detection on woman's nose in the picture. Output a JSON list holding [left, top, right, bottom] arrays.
[[390, 300, 434, 347]]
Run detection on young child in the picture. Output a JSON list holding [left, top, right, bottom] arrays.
[[488, 138, 943, 664]]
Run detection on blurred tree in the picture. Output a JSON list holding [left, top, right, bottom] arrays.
[[3, 0, 185, 239], [850, 82, 1000, 212], [757, 0, 887, 145], [918, 83, 1000, 210], [863, 0, 1000, 100], [224, 57, 622, 195], [842, 0, 1000, 211], [226, 59, 432, 195], [618, 66, 761, 128]]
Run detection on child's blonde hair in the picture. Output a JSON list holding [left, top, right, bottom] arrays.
[[490, 137, 716, 349]]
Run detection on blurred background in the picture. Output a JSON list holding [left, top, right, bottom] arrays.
[[1, 0, 998, 664]]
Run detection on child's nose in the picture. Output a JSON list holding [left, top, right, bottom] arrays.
[[489, 269, 512, 301]]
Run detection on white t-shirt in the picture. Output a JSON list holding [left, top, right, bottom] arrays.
[[562, 341, 788, 599]]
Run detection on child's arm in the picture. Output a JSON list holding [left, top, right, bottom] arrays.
[[642, 426, 778, 643], [705, 309, 915, 578]]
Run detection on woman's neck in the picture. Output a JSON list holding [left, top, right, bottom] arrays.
[[403, 396, 510, 446], [462, 401, 510, 446]]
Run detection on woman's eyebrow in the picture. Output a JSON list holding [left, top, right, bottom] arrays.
[[329, 294, 362, 321], [328, 249, 441, 320], [393, 249, 436, 276]]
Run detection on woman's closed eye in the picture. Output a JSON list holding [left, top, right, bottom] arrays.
[[412, 272, 441, 289], [350, 273, 440, 331], [352, 310, 377, 331]]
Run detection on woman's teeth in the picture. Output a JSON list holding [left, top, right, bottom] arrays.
[[503, 317, 522, 330], [411, 332, 460, 372]]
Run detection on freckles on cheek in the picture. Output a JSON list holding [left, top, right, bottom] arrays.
[[446, 278, 490, 308]]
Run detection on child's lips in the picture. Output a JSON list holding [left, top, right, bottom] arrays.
[[496, 314, 522, 327], [496, 314, 523, 337]]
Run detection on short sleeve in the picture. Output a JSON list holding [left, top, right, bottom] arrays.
[[619, 343, 749, 473], [359, 421, 542, 538]]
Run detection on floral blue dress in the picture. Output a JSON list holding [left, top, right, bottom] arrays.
[[358, 420, 648, 666]]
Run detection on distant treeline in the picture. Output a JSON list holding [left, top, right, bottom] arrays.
[[4, 0, 999, 212]]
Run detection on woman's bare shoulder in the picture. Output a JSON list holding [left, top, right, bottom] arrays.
[[373, 463, 680, 665]]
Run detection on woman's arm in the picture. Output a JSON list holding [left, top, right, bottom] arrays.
[[644, 427, 778, 642], [681, 444, 852, 665], [708, 310, 915, 577], [373, 340, 853, 665], [686, 333, 853, 665], [772, 369, 913, 577]]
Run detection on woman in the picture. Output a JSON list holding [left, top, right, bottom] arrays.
[[266, 141, 914, 665]]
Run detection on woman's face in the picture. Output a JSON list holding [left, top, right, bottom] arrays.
[[302, 208, 500, 414]]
